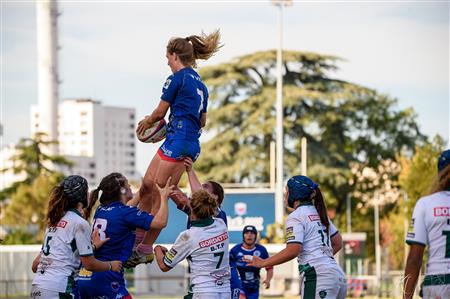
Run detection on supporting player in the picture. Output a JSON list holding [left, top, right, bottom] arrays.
[[154, 190, 231, 299], [77, 173, 173, 299], [170, 157, 242, 299], [246, 175, 346, 299], [30, 175, 122, 299], [403, 149, 450, 299], [129, 30, 223, 265], [230, 225, 273, 299]]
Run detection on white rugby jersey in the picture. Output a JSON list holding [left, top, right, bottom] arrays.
[[32, 209, 94, 292], [163, 217, 231, 293], [285, 202, 342, 271], [406, 191, 450, 275]]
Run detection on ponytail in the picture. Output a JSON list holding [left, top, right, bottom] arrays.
[[47, 186, 67, 227], [167, 29, 223, 68], [312, 188, 330, 236], [85, 188, 100, 220]]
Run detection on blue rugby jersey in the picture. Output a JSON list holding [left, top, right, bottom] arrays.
[[230, 243, 270, 294], [161, 67, 208, 140], [77, 201, 154, 297]]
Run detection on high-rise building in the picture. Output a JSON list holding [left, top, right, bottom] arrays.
[[31, 98, 138, 185]]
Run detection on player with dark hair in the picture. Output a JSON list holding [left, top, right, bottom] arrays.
[[30, 175, 122, 299], [77, 173, 173, 299], [404, 149, 450, 299], [246, 175, 346, 299], [230, 225, 273, 299], [130, 30, 223, 265]]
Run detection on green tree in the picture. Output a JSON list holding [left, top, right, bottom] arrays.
[[375, 137, 444, 270], [197, 50, 424, 217], [0, 133, 73, 201]]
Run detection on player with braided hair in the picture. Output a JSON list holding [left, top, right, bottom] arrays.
[[246, 175, 346, 299], [77, 173, 174, 299], [155, 189, 231, 299], [404, 149, 450, 299], [30, 175, 122, 299], [130, 30, 223, 266]]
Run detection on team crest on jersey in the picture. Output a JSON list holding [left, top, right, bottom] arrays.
[[286, 226, 294, 241], [254, 250, 261, 257], [163, 78, 172, 89], [111, 281, 120, 292], [319, 290, 327, 298]]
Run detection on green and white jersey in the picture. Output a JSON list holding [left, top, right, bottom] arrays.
[[32, 209, 94, 293], [285, 202, 342, 272], [406, 191, 450, 275], [163, 217, 230, 293]]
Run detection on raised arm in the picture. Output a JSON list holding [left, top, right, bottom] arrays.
[[183, 157, 202, 193], [150, 177, 174, 229]]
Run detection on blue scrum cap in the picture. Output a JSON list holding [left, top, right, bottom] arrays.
[[438, 149, 450, 172], [287, 175, 319, 208]]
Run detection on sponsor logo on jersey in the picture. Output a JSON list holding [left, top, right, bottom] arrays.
[[165, 248, 178, 263], [286, 226, 294, 241], [408, 218, 415, 231], [199, 232, 228, 248], [163, 78, 172, 89], [57, 220, 68, 228], [407, 232, 415, 238], [308, 214, 321, 222], [434, 206, 450, 217]]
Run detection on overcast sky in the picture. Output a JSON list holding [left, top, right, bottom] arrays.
[[2, 0, 449, 175]]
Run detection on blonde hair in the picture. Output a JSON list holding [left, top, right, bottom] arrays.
[[429, 164, 450, 194], [190, 189, 217, 219], [166, 29, 223, 68]]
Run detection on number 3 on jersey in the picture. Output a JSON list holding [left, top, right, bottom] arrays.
[[93, 218, 108, 240]]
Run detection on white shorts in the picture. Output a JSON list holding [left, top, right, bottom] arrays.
[[422, 284, 450, 299], [300, 264, 347, 299], [193, 292, 231, 299], [30, 285, 73, 299]]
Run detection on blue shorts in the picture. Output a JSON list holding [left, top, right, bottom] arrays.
[[158, 136, 200, 162], [77, 271, 131, 299]]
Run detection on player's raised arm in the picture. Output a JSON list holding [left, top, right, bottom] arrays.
[[150, 177, 174, 229]]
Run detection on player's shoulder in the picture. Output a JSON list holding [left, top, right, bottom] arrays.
[[230, 243, 242, 252], [287, 207, 305, 222], [214, 217, 227, 227], [415, 191, 448, 209], [255, 243, 268, 252]]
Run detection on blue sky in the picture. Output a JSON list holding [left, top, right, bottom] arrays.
[[2, 1, 449, 176]]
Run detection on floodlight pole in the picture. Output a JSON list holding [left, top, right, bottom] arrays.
[[374, 193, 382, 298], [272, 0, 292, 225]]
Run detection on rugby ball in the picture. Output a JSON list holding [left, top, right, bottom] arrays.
[[137, 119, 167, 143]]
